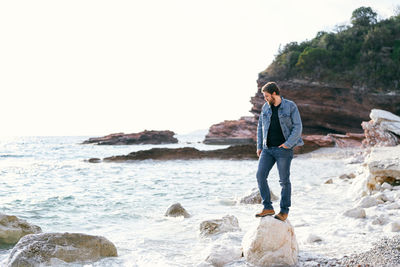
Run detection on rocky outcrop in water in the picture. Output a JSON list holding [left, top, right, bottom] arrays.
[[6, 232, 117, 266], [200, 215, 240, 236], [204, 116, 257, 145], [165, 203, 191, 218], [103, 145, 258, 161], [239, 187, 278, 204], [82, 130, 178, 145], [242, 216, 298, 266], [0, 214, 42, 245]]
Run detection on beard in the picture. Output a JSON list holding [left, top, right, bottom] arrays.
[[267, 97, 275, 105]]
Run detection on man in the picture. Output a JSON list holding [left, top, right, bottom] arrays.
[[255, 81, 303, 221]]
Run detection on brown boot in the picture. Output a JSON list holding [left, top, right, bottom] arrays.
[[255, 209, 275, 217], [274, 212, 288, 221]]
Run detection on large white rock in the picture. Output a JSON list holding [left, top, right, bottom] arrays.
[[239, 187, 278, 204], [203, 243, 242, 267], [0, 214, 42, 245], [366, 146, 400, 190], [200, 215, 240, 236], [386, 202, 400, 210], [343, 207, 366, 218], [371, 214, 389, 225], [242, 216, 298, 266], [385, 222, 400, 232], [370, 109, 400, 124], [357, 196, 383, 208], [6, 232, 118, 266]]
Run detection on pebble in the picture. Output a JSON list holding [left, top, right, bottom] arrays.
[[297, 235, 400, 266]]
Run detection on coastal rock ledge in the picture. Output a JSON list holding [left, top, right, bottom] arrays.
[[6, 232, 118, 266], [242, 216, 298, 266], [82, 130, 178, 145]]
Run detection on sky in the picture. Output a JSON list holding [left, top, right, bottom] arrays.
[[1, 0, 399, 136]]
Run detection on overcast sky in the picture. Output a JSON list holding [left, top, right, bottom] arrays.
[[1, 0, 398, 136]]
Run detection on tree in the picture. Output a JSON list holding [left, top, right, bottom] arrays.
[[351, 7, 377, 27]]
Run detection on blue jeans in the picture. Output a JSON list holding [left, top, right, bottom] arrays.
[[256, 147, 293, 214]]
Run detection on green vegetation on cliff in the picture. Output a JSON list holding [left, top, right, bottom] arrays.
[[263, 7, 400, 92]]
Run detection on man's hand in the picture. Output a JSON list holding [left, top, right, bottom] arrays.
[[279, 144, 289, 149], [257, 149, 262, 157]]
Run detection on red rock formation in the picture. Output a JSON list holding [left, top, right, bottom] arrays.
[[253, 78, 400, 135], [82, 130, 178, 145], [204, 116, 257, 145], [362, 116, 400, 147], [328, 133, 365, 148]]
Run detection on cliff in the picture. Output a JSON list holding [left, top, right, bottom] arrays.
[[253, 76, 400, 134]]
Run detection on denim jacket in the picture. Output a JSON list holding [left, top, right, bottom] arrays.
[[257, 97, 304, 150]]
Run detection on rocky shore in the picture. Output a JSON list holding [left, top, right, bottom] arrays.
[[204, 76, 400, 146], [102, 144, 258, 161], [0, 213, 117, 266], [82, 130, 178, 145]]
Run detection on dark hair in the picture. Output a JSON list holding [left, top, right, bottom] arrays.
[[262, 82, 280, 95]]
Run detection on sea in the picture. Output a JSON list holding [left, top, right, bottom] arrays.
[[0, 132, 396, 266]]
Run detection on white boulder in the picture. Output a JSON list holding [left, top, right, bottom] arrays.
[[242, 216, 298, 266], [371, 214, 389, 225], [343, 207, 366, 219], [381, 182, 393, 191], [165, 203, 191, 218], [386, 222, 400, 232], [386, 203, 400, 210], [6, 232, 117, 266], [0, 214, 42, 245], [370, 109, 400, 125], [203, 243, 242, 267], [200, 215, 240, 236], [357, 196, 383, 208], [364, 145, 400, 192], [375, 192, 394, 202]]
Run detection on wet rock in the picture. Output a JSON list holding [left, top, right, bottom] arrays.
[[82, 130, 178, 145], [343, 207, 366, 218], [242, 216, 298, 266], [203, 243, 242, 267], [165, 203, 191, 218], [307, 234, 322, 243], [0, 214, 42, 245], [103, 145, 258, 161], [339, 173, 356, 179], [239, 187, 278, 204], [200, 215, 240, 236], [7, 232, 117, 266], [88, 158, 101, 163]]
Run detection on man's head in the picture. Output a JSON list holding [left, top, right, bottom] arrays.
[[261, 82, 280, 105]]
